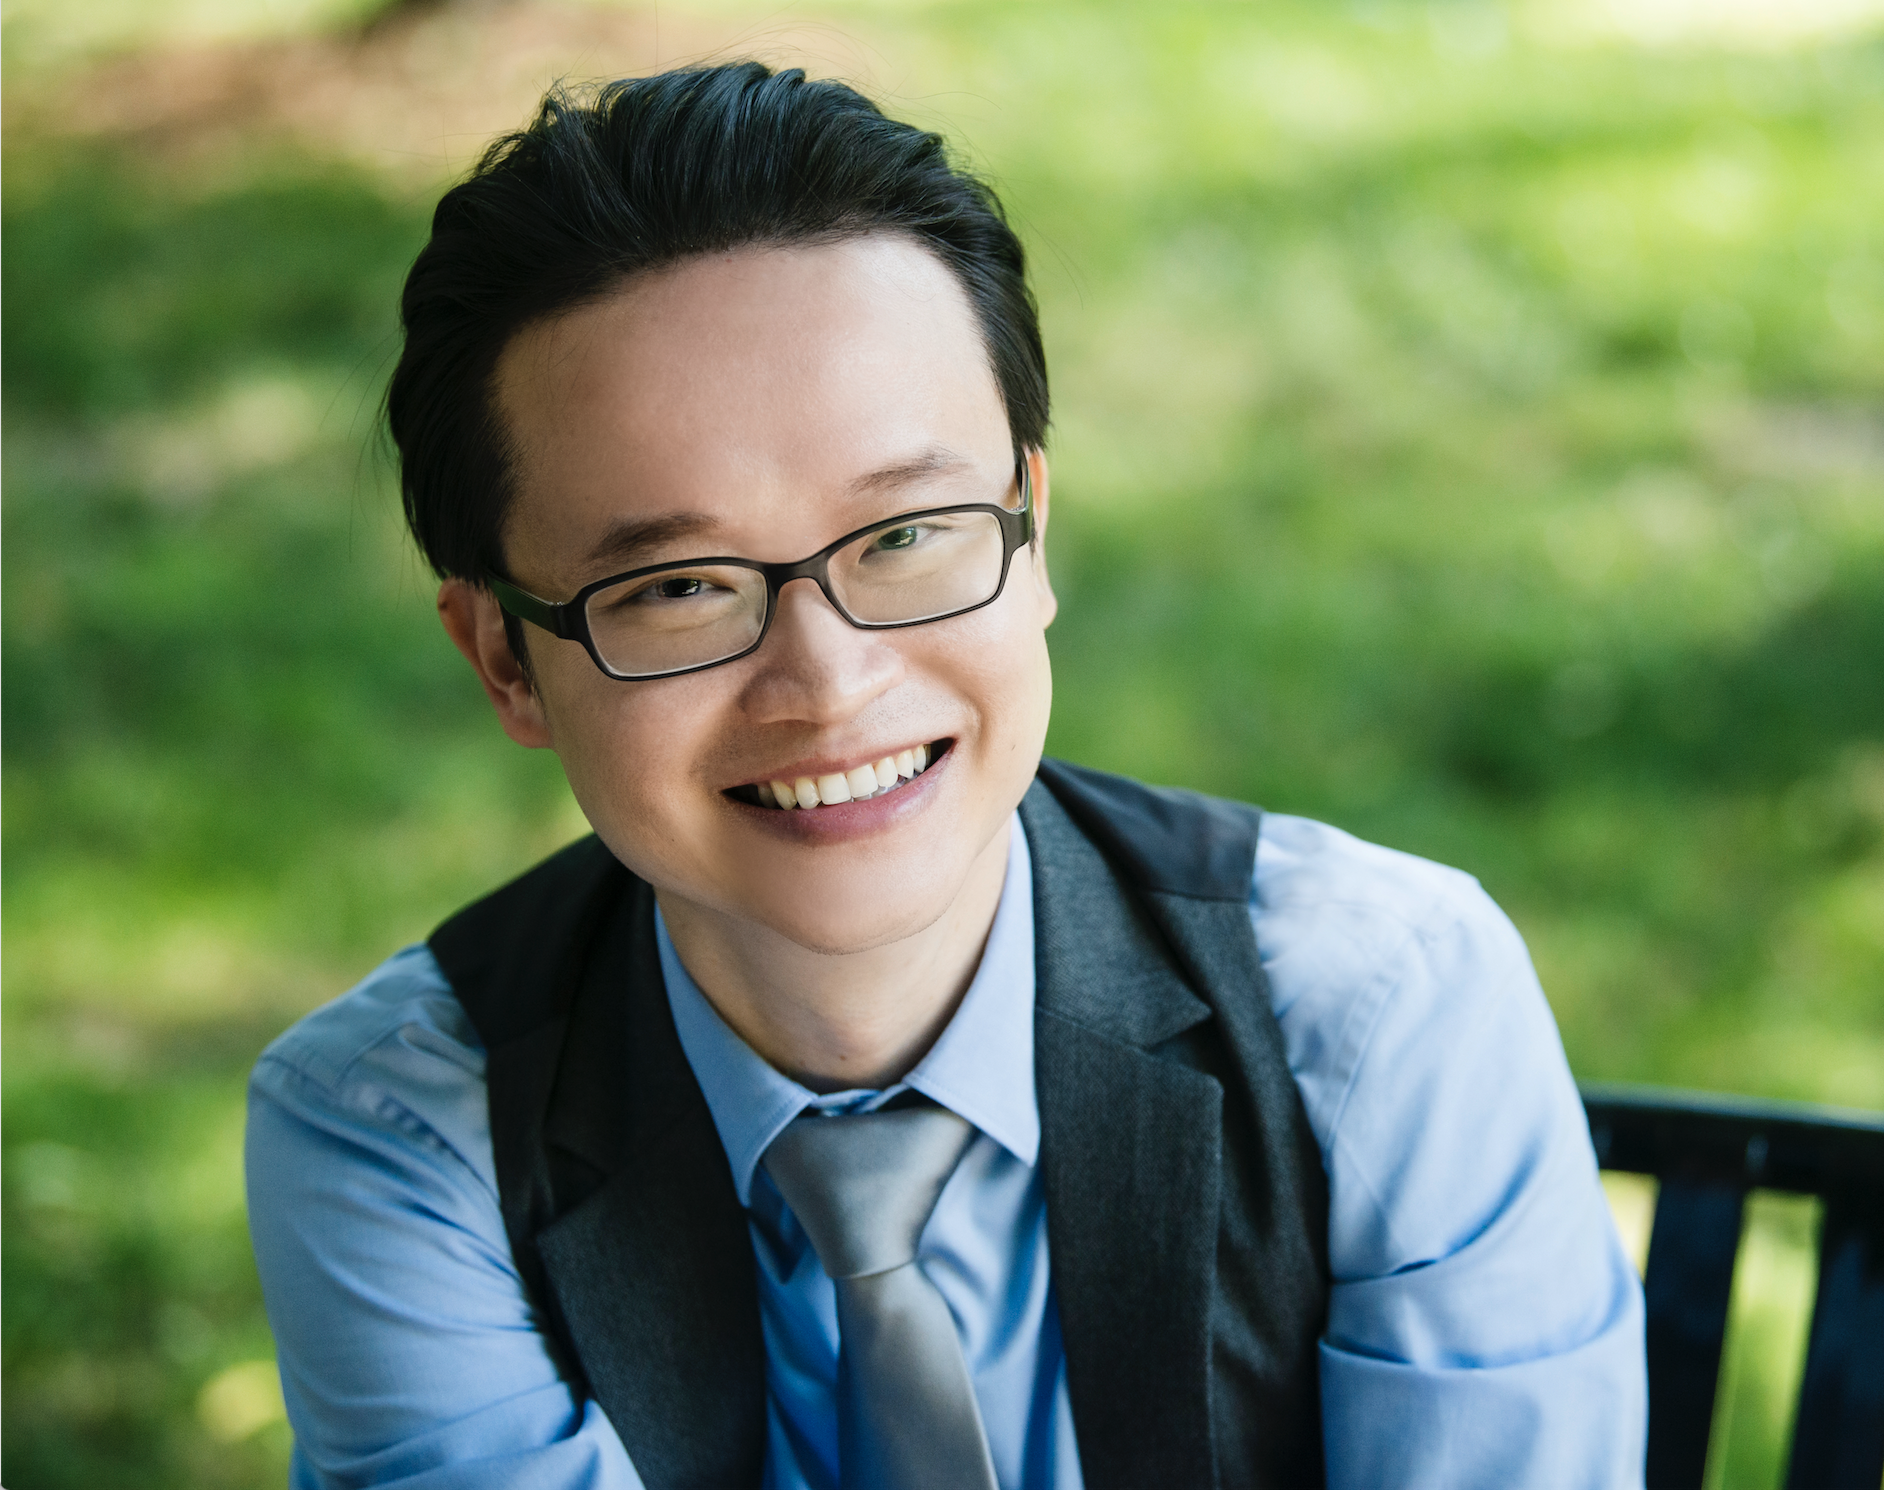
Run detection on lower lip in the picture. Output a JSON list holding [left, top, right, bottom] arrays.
[[729, 745, 953, 845]]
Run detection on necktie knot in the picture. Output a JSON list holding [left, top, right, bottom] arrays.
[[762, 1102, 975, 1280]]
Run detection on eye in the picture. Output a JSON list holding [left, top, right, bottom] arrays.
[[872, 525, 922, 552], [648, 575, 705, 600]]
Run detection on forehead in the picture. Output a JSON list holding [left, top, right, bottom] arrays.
[[493, 235, 1008, 567]]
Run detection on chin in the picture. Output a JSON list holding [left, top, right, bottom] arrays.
[[732, 855, 966, 957]]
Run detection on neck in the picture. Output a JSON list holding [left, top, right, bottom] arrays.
[[657, 819, 1013, 1093]]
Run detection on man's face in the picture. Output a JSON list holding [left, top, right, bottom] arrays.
[[487, 235, 1055, 955]]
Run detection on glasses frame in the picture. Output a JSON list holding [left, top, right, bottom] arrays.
[[489, 455, 1035, 682]]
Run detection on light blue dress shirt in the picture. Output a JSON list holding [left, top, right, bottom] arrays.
[[246, 812, 1647, 1490]]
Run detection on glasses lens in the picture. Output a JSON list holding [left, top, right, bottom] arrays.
[[584, 563, 767, 677], [829, 510, 1009, 625]]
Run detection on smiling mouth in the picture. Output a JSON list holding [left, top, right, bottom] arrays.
[[727, 739, 951, 810]]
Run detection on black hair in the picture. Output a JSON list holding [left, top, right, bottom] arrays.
[[388, 62, 1048, 608]]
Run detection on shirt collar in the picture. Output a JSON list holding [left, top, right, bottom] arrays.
[[659, 816, 1039, 1206]]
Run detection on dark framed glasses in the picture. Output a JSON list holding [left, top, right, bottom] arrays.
[[490, 456, 1035, 681]]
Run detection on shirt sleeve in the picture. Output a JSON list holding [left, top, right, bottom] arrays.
[[245, 947, 646, 1490], [1253, 816, 1647, 1490]]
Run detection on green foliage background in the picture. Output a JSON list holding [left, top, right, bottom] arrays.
[[4, 1, 1881, 1485]]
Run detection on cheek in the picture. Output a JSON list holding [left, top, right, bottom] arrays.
[[929, 591, 1054, 756], [995, 629, 1054, 758], [536, 666, 721, 835]]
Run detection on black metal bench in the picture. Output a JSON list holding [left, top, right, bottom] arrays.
[[1583, 1083, 1884, 1490]]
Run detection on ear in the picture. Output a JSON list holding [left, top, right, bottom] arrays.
[[1024, 447, 1058, 626], [437, 579, 554, 748]]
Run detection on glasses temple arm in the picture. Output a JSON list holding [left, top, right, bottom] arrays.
[[488, 577, 571, 638], [1016, 455, 1037, 543]]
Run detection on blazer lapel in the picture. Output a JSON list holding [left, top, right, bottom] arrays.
[[533, 877, 767, 1490], [1021, 781, 1223, 1490]]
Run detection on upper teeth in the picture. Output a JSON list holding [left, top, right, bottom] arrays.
[[755, 744, 929, 809]]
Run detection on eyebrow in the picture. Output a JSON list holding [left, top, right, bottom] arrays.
[[577, 447, 984, 573], [844, 446, 977, 499], [580, 512, 723, 573]]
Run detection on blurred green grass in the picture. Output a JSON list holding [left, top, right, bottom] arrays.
[[4, 2, 1881, 1486]]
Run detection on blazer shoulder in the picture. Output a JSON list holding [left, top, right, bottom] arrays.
[[428, 834, 632, 1050], [1034, 756, 1260, 903]]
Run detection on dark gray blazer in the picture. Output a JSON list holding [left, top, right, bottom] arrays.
[[431, 759, 1331, 1489]]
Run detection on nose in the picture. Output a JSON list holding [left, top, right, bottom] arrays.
[[737, 576, 905, 726]]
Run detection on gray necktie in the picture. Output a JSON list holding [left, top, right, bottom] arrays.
[[762, 1102, 1000, 1490]]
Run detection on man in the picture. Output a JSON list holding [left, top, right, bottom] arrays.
[[247, 63, 1646, 1490]]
